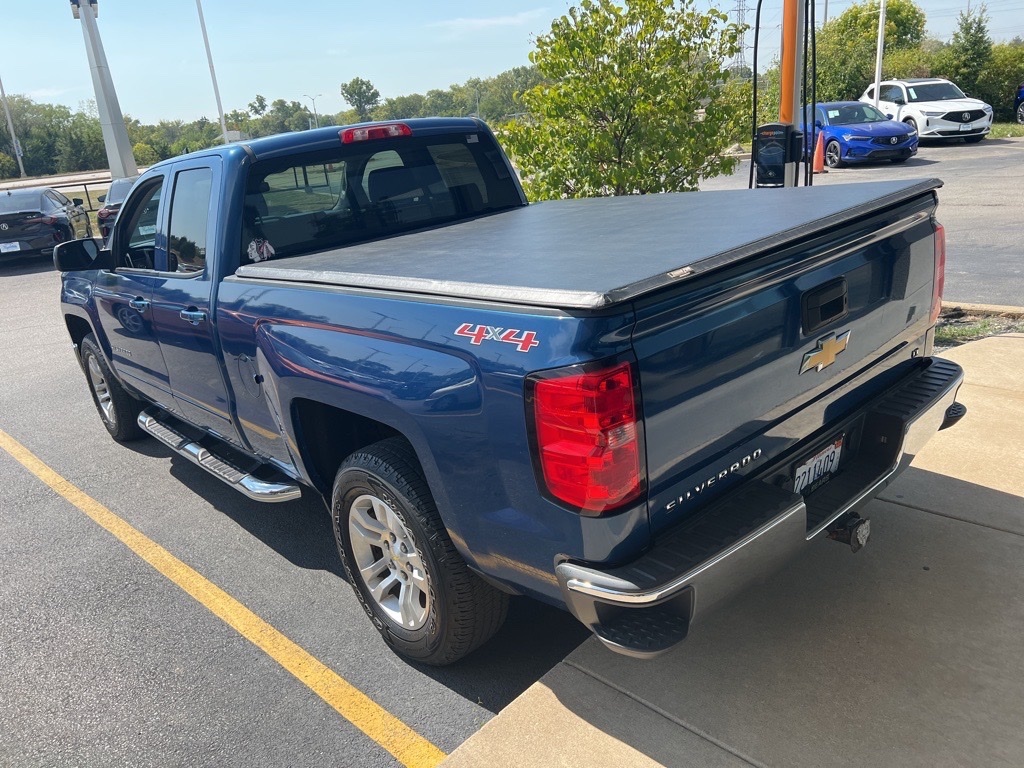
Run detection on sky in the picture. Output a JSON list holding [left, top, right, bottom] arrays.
[[1, 0, 1022, 126]]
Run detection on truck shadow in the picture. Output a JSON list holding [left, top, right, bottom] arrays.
[[147, 447, 590, 712], [536, 468, 1024, 766], [0, 257, 56, 276]]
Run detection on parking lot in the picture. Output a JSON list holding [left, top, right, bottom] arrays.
[[2, 139, 1021, 767]]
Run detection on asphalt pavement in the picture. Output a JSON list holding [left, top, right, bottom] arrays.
[[444, 334, 1024, 767], [700, 137, 1024, 307], [0, 261, 588, 767]]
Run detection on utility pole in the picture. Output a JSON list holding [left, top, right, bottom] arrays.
[[0, 73, 26, 177], [779, 0, 806, 186], [872, 0, 888, 110], [195, 0, 229, 145], [303, 94, 321, 129], [71, 0, 138, 178]]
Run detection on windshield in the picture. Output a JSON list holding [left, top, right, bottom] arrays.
[[0, 190, 44, 214], [826, 103, 889, 125], [907, 82, 966, 102], [242, 131, 523, 264]]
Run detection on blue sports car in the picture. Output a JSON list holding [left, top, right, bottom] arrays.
[[801, 101, 919, 168]]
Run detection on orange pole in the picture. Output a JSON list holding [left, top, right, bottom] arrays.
[[779, 0, 800, 124]]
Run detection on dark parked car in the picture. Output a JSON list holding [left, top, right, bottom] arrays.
[[1016, 81, 1024, 124], [801, 101, 918, 168], [96, 176, 138, 242], [0, 187, 92, 262]]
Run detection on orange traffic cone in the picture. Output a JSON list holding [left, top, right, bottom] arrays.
[[812, 132, 827, 174]]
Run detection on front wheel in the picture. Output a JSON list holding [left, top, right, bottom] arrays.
[[80, 334, 145, 442], [332, 438, 508, 665], [1017, 103, 1024, 125], [904, 118, 919, 135], [824, 140, 844, 169]]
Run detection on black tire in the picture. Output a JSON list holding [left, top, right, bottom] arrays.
[[963, 134, 984, 144], [80, 334, 146, 442], [1017, 103, 1024, 125], [824, 140, 844, 169], [904, 118, 919, 134], [332, 437, 508, 665]]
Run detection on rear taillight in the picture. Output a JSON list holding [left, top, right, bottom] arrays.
[[340, 123, 412, 144], [530, 360, 644, 515], [26, 216, 58, 225], [96, 207, 113, 220], [931, 223, 946, 324]]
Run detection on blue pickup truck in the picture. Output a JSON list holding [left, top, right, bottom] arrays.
[[56, 118, 965, 664]]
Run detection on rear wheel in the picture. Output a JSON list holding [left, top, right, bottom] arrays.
[[332, 437, 508, 665], [824, 140, 844, 169], [1017, 103, 1024, 124], [80, 334, 145, 442]]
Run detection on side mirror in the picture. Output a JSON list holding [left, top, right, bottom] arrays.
[[72, 197, 84, 206], [98, 194, 107, 203], [814, 120, 823, 129], [53, 238, 114, 271], [886, 113, 894, 119], [893, 97, 906, 106]]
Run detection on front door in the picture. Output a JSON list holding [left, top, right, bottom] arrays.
[[148, 159, 240, 444], [92, 174, 174, 407]]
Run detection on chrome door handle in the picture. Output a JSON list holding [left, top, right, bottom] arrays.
[[128, 297, 149, 311], [180, 308, 207, 325]]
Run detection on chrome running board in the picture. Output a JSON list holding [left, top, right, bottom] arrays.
[[138, 409, 301, 503]]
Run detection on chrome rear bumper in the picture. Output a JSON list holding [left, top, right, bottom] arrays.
[[556, 357, 965, 658]]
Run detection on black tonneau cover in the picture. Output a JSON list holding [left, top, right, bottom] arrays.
[[234, 178, 941, 310]]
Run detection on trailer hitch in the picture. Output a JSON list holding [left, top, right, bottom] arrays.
[[826, 512, 871, 553]]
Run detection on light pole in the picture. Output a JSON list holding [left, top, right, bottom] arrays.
[[195, 0, 229, 145], [303, 94, 321, 129], [0, 73, 26, 177], [70, 0, 138, 178]]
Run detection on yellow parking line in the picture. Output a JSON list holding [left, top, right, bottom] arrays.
[[0, 428, 446, 768]]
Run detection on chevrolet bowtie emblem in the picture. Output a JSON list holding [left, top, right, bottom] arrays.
[[800, 331, 851, 374]]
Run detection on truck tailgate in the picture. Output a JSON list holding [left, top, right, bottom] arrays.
[[634, 188, 942, 533]]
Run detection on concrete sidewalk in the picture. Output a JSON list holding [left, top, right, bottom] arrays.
[[445, 334, 1024, 768]]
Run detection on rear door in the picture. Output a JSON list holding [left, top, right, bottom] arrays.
[[148, 157, 240, 444], [92, 173, 174, 405]]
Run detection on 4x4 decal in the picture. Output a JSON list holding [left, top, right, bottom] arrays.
[[454, 323, 540, 353]]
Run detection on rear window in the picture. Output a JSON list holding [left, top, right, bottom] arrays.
[[0, 190, 44, 214], [105, 177, 137, 205], [241, 131, 522, 264]]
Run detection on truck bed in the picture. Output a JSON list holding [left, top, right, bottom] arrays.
[[234, 179, 941, 310]]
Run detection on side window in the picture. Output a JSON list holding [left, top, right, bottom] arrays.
[[166, 167, 213, 275], [865, 86, 875, 100], [880, 85, 902, 102], [113, 177, 164, 270], [815, 107, 826, 125], [44, 191, 64, 209]]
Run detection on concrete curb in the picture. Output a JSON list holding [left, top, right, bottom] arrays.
[[941, 301, 1024, 319]]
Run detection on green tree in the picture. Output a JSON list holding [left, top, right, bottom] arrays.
[[974, 40, 1024, 120], [339, 77, 381, 122], [132, 141, 160, 166], [503, 0, 744, 199], [374, 93, 428, 120], [248, 94, 268, 117], [812, 0, 927, 101], [55, 111, 106, 172], [933, 5, 992, 97], [0, 152, 16, 179]]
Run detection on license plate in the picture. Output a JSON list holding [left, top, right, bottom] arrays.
[[959, 123, 972, 132], [0, 242, 20, 253], [794, 435, 844, 494]]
